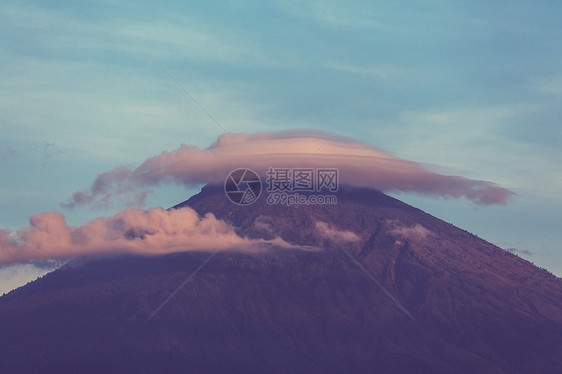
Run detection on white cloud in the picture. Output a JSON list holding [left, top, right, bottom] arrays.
[[274, 0, 404, 31], [0, 261, 61, 295], [315, 221, 361, 243], [386, 220, 435, 241]]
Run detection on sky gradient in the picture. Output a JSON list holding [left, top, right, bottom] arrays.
[[1, 0, 561, 292]]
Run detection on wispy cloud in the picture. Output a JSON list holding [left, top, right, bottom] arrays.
[[62, 166, 151, 210], [386, 220, 436, 241], [0, 147, 17, 161], [315, 221, 361, 243], [274, 0, 404, 32], [505, 247, 533, 256], [323, 61, 399, 80], [40, 142, 67, 166], [0, 260, 63, 294]]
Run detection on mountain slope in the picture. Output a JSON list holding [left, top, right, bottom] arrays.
[[0, 185, 561, 373], [180, 185, 562, 371]]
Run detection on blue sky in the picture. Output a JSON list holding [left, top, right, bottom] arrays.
[[1, 0, 561, 290]]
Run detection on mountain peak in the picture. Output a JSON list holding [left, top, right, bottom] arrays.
[[1, 185, 561, 373]]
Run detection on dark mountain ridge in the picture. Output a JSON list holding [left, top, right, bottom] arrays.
[[0, 185, 561, 373]]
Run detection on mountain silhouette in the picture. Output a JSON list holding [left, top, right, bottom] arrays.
[[1, 185, 561, 373]]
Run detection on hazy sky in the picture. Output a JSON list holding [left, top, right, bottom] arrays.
[[1, 0, 561, 291]]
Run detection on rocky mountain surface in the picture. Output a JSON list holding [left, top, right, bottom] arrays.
[[1, 185, 561, 373]]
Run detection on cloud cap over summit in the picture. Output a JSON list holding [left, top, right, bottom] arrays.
[[64, 130, 514, 209]]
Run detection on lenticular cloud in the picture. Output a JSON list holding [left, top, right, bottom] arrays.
[[63, 129, 513, 209]]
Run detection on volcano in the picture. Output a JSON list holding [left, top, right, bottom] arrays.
[[1, 185, 561, 373]]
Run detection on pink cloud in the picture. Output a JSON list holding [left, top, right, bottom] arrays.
[[62, 130, 514, 208], [0, 207, 297, 265]]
